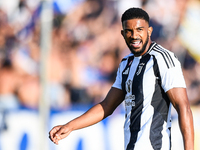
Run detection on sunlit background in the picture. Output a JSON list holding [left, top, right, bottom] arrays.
[[0, 0, 200, 150]]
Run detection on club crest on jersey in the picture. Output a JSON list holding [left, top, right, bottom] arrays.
[[136, 63, 145, 76]]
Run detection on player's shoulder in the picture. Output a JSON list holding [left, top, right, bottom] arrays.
[[118, 53, 134, 69], [121, 53, 134, 62], [149, 43, 178, 69], [150, 43, 175, 58]]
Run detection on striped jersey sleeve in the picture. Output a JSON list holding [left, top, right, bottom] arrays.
[[150, 44, 186, 92]]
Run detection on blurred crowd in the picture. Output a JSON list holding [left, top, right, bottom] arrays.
[[0, 0, 200, 113]]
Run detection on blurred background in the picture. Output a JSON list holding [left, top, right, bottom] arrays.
[[0, 0, 200, 150]]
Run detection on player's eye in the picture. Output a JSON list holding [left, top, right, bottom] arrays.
[[137, 27, 144, 32], [125, 30, 132, 36]]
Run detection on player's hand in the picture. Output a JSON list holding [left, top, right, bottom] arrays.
[[49, 124, 72, 145]]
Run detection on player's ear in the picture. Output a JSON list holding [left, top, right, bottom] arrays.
[[148, 26, 153, 37], [121, 30, 125, 38]]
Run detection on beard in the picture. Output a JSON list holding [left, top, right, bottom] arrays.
[[127, 34, 149, 56]]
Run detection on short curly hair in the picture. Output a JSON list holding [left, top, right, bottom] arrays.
[[121, 7, 150, 24]]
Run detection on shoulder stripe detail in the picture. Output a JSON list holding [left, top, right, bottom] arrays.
[[153, 45, 175, 68], [155, 45, 175, 67], [121, 58, 127, 62], [145, 42, 157, 55], [153, 48, 169, 68], [121, 54, 134, 62]]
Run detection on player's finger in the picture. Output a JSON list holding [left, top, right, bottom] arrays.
[[54, 132, 63, 141], [53, 136, 60, 145], [49, 126, 61, 141], [57, 128, 72, 141], [49, 134, 58, 145]]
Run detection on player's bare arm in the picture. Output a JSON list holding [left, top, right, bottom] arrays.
[[167, 88, 194, 150], [49, 87, 125, 145]]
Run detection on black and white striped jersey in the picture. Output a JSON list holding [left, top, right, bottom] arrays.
[[112, 42, 186, 150]]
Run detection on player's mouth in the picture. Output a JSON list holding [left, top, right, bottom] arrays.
[[130, 40, 142, 48]]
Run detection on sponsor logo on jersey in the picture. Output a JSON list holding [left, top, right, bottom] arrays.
[[125, 79, 135, 107], [125, 95, 135, 107], [125, 79, 132, 93]]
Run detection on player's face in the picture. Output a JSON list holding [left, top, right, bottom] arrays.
[[121, 18, 153, 56]]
